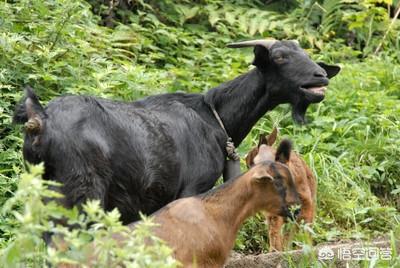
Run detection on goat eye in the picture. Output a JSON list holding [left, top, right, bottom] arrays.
[[274, 55, 285, 64]]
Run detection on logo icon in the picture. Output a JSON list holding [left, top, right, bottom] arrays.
[[318, 247, 335, 260]]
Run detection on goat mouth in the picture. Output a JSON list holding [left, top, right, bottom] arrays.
[[299, 85, 327, 97]]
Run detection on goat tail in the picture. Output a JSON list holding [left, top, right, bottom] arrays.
[[13, 86, 46, 134]]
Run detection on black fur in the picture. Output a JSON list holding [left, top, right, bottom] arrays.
[[275, 139, 292, 164], [14, 41, 339, 224]]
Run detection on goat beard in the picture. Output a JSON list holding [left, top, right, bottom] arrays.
[[291, 100, 311, 125]]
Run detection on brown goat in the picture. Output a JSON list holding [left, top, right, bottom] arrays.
[[145, 143, 300, 267], [246, 127, 317, 252], [59, 143, 300, 268]]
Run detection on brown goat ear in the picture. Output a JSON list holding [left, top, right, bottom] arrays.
[[266, 127, 278, 146], [275, 139, 292, 164], [258, 134, 268, 147], [245, 148, 258, 169], [253, 169, 274, 183]]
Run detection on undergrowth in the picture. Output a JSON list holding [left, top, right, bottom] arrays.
[[0, 0, 399, 265]]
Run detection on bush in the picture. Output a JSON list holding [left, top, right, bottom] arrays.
[[0, 164, 179, 267]]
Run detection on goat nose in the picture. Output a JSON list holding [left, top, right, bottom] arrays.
[[287, 206, 301, 221], [293, 208, 301, 218], [287, 210, 297, 221], [314, 69, 327, 77]]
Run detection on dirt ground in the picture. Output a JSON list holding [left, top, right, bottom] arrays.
[[224, 238, 399, 268]]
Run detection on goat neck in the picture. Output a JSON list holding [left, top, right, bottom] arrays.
[[205, 68, 282, 146], [200, 175, 260, 248]]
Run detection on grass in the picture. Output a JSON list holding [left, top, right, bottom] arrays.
[[0, 0, 399, 266]]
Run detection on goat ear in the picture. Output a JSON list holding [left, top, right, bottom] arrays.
[[253, 169, 274, 183], [245, 148, 258, 169], [275, 139, 292, 164], [317, 62, 341, 78], [258, 134, 268, 147], [266, 127, 278, 146], [252, 45, 269, 69]]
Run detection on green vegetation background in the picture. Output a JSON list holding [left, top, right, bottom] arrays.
[[0, 0, 399, 266]]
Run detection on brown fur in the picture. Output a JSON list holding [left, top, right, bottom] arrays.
[[245, 128, 317, 252], [59, 148, 300, 267], [148, 159, 299, 267]]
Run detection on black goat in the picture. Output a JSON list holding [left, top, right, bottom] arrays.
[[14, 40, 340, 224]]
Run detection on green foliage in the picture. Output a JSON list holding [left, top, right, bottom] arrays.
[[97, 0, 400, 58], [236, 57, 400, 252], [0, 164, 179, 267], [0, 0, 399, 263]]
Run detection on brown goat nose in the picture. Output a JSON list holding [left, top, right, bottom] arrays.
[[293, 208, 301, 218], [287, 210, 296, 221]]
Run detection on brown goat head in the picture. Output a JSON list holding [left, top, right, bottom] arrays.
[[246, 127, 279, 168], [249, 139, 299, 219], [246, 129, 317, 252]]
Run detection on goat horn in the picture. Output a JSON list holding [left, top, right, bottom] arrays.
[[227, 39, 277, 49]]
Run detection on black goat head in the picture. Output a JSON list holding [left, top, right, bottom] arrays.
[[227, 39, 341, 124]]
